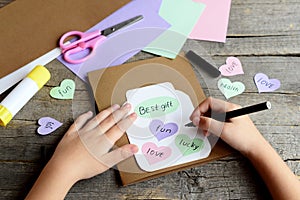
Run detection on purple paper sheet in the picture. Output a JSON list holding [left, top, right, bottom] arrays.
[[57, 0, 170, 82]]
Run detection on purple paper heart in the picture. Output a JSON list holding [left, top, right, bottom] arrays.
[[37, 117, 63, 135], [254, 73, 281, 93], [149, 119, 178, 141]]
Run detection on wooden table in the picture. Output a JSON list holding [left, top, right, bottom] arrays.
[[1, 1, 299, 199]]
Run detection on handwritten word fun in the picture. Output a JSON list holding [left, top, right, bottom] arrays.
[[58, 86, 72, 97]]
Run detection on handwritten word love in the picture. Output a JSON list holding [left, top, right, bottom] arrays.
[[142, 142, 171, 165], [254, 73, 280, 93], [219, 57, 244, 76]]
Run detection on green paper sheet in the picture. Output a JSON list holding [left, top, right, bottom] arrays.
[[144, 0, 205, 58]]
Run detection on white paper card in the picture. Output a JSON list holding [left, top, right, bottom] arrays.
[[126, 82, 211, 172]]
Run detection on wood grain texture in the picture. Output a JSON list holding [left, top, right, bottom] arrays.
[[0, 0, 299, 199]]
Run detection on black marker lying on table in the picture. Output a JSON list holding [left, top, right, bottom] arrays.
[[185, 101, 271, 127]]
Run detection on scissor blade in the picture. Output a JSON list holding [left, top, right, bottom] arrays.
[[101, 15, 143, 36]]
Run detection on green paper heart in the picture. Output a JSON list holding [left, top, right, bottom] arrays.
[[175, 134, 204, 156], [50, 79, 75, 100], [217, 78, 245, 99]]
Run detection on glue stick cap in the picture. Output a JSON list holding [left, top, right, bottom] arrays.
[[27, 65, 51, 89], [0, 105, 12, 126]]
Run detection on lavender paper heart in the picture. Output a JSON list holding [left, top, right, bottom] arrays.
[[254, 73, 280, 93], [149, 119, 178, 141], [37, 117, 63, 135]]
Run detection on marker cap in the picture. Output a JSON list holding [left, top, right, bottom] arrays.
[[0, 105, 13, 127], [27, 65, 51, 89]]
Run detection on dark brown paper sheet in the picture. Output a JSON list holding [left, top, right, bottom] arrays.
[[88, 56, 234, 186], [0, 0, 130, 78]]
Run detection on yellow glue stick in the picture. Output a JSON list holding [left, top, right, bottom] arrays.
[[0, 65, 51, 126]]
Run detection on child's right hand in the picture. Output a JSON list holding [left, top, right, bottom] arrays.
[[190, 97, 266, 157]]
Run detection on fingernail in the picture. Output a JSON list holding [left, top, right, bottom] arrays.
[[131, 112, 137, 117], [192, 117, 200, 126], [130, 145, 139, 154], [190, 109, 201, 120], [112, 104, 120, 110], [123, 103, 131, 110], [86, 111, 93, 115], [203, 131, 209, 137]]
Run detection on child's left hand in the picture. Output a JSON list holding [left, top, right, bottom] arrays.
[[26, 104, 138, 200], [46, 103, 138, 182]]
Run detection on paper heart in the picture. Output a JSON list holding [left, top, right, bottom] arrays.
[[50, 79, 75, 99], [175, 134, 204, 156], [142, 142, 172, 165], [217, 78, 245, 99], [149, 119, 178, 141], [219, 57, 244, 76], [37, 117, 63, 135], [254, 73, 280, 93]]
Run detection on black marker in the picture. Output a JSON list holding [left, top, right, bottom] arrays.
[[185, 50, 221, 78], [185, 101, 271, 127]]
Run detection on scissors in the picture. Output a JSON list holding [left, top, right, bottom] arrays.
[[59, 15, 143, 64]]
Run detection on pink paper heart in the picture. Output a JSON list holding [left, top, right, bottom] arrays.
[[254, 73, 281, 93], [142, 142, 172, 165], [149, 119, 178, 141], [219, 57, 244, 76], [37, 117, 63, 135]]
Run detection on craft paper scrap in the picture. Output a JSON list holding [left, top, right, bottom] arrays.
[[50, 79, 75, 100], [144, 0, 206, 59], [218, 78, 245, 99], [190, 0, 232, 43], [254, 73, 280, 93], [0, 0, 131, 79], [219, 57, 244, 76], [0, 47, 61, 95], [126, 82, 211, 172], [37, 117, 63, 135], [57, 0, 170, 82]]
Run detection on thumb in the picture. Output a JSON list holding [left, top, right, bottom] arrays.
[[198, 116, 224, 137]]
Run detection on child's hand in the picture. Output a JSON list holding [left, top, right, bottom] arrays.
[[48, 103, 138, 182], [190, 97, 265, 156], [26, 104, 138, 200]]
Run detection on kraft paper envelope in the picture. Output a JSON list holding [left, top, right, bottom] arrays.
[[88, 56, 234, 185], [0, 0, 130, 78]]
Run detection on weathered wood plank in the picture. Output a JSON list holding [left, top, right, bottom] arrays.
[[0, 0, 11, 8], [228, 1, 300, 36], [0, 0, 299, 199], [186, 35, 300, 57], [2, 158, 299, 200]]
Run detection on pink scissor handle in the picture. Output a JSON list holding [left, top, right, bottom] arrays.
[[59, 30, 106, 64]]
